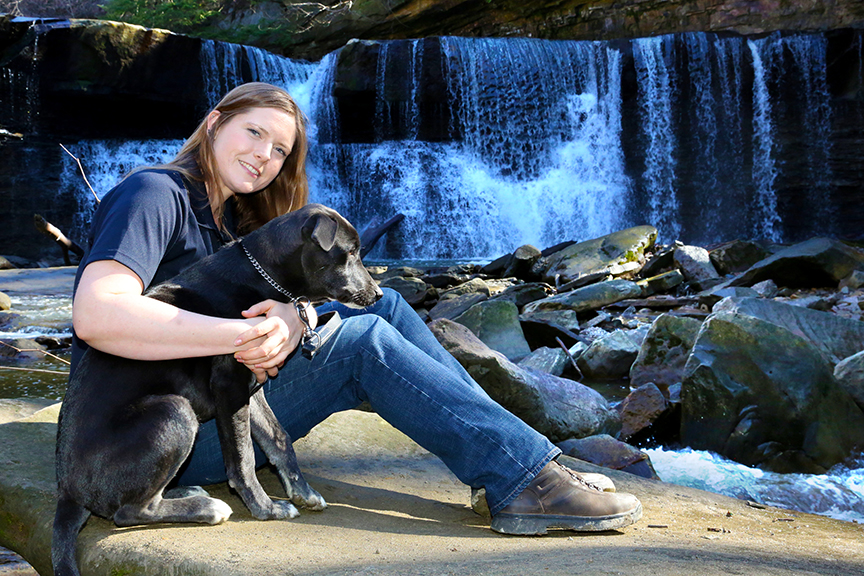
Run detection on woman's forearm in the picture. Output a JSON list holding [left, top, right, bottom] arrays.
[[73, 290, 261, 360]]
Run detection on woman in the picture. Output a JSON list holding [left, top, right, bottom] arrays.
[[71, 82, 642, 536]]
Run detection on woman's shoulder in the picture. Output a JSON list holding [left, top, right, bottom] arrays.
[[102, 168, 193, 208]]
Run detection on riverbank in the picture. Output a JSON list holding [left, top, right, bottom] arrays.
[[1, 400, 863, 576]]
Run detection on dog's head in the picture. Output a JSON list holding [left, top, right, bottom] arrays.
[[285, 204, 382, 308]]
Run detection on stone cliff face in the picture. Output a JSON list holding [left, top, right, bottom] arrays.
[[214, 0, 864, 60]]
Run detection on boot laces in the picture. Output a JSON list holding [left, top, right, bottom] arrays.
[[555, 461, 604, 492]]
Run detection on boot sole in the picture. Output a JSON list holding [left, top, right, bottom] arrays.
[[491, 502, 642, 535]]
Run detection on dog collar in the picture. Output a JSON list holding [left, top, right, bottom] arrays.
[[240, 241, 295, 301]]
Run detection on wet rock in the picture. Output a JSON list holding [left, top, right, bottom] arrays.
[[640, 246, 675, 278], [576, 329, 640, 380], [714, 296, 864, 363], [557, 434, 659, 479], [0, 339, 46, 362], [730, 238, 864, 288], [674, 245, 720, 283], [370, 265, 426, 281], [453, 300, 531, 362], [541, 226, 657, 286], [0, 256, 16, 270], [618, 383, 668, 441], [429, 319, 620, 442], [709, 239, 771, 274], [522, 279, 643, 316], [680, 311, 864, 472], [427, 292, 488, 321], [834, 351, 864, 412], [630, 313, 702, 392], [379, 276, 429, 306], [0, 291, 10, 311]]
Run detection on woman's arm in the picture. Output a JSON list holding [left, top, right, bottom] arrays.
[[73, 260, 314, 382]]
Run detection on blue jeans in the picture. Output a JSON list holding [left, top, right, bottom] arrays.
[[177, 288, 559, 515]]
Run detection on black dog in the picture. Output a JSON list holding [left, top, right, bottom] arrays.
[[52, 204, 382, 576]]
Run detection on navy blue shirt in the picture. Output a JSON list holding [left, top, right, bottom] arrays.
[[70, 168, 237, 373]]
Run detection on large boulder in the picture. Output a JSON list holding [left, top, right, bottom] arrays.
[[378, 276, 429, 306], [630, 314, 703, 391], [429, 319, 620, 442], [680, 311, 864, 473], [428, 292, 488, 321], [729, 238, 864, 289], [617, 383, 670, 441], [522, 279, 643, 316], [713, 297, 864, 363], [540, 226, 657, 286], [709, 239, 771, 275], [453, 300, 532, 362]]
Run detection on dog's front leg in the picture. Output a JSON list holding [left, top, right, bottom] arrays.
[[211, 357, 299, 520], [250, 390, 326, 510]]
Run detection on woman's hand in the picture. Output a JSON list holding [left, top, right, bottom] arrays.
[[233, 300, 318, 383]]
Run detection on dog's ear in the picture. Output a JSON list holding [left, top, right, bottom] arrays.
[[302, 213, 339, 251]]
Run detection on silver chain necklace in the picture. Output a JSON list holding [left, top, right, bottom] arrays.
[[240, 241, 295, 301]]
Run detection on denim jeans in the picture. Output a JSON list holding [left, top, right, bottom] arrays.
[[177, 288, 559, 515]]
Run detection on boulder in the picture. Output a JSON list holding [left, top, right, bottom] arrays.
[[439, 277, 491, 300], [557, 435, 659, 479], [518, 347, 569, 377], [618, 383, 668, 440], [713, 297, 864, 363], [729, 238, 864, 288], [519, 308, 582, 349], [503, 244, 542, 280], [490, 282, 553, 309], [453, 300, 532, 362], [834, 351, 864, 411], [840, 270, 864, 290], [429, 319, 620, 442], [637, 270, 684, 296], [674, 245, 720, 283], [697, 285, 758, 309], [428, 292, 488, 321], [522, 280, 643, 316], [680, 311, 864, 472], [0, 291, 10, 311], [709, 239, 771, 274], [751, 279, 779, 298], [576, 330, 640, 380], [378, 276, 429, 306], [541, 226, 657, 286], [630, 314, 702, 391]]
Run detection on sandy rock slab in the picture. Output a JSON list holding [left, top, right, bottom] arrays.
[[1, 405, 863, 575]]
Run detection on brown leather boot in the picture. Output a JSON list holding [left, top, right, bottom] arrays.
[[491, 461, 642, 535]]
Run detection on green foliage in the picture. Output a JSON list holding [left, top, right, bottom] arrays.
[[102, 0, 222, 32]]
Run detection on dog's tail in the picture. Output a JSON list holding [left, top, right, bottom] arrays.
[[52, 496, 91, 576]]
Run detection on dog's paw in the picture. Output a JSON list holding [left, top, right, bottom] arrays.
[[262, 499, 300, 520], [298, 491, 327, 511], [203, 498, 233, 525]]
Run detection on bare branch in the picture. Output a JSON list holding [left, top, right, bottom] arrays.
[[60, 143, 100, 204]]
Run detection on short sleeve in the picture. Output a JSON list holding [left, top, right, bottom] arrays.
[[84, 170, 205, 289]]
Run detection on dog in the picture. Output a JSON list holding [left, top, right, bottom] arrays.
[[52, 203, 383, 576]]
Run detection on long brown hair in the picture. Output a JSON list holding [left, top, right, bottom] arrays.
[[169, 82, 309, 235]]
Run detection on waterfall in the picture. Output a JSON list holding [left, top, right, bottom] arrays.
[[748, 38, 782, 242], [633, 36, 680, 242], [59, 31, 848, 259]]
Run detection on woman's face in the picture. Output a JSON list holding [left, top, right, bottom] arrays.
[[207, 106, 297, 200]]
